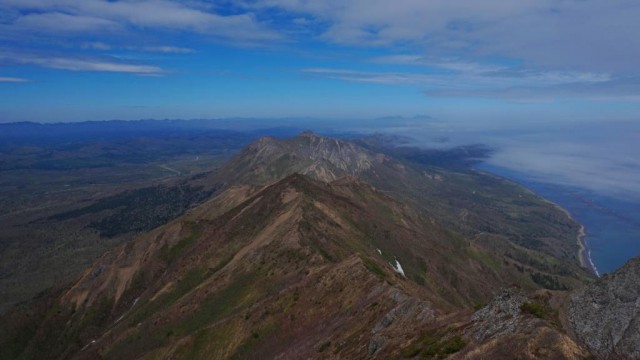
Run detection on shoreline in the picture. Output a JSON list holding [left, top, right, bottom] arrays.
[[474, 164, 601, 277], [553, 204, 600, 277], [577, 224, 600, 277]]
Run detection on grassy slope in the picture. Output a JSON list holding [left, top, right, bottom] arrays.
[[2, 174, 550, 360]]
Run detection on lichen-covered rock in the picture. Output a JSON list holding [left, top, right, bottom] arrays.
[[466, 288, 531, 342], [568, 257, 640, 359], [454, 289, 588, 360]]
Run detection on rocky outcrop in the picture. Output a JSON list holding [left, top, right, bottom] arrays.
[[452, 289, 588, 359], [217, 132, 385, 184], [465, 289, 531, 343], [568, 257, 640, 359]]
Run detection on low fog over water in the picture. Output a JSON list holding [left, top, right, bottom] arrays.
[[367, 119, 640, 274]]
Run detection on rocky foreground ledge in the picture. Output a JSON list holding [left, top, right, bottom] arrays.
[[569, 257, 640, 359]]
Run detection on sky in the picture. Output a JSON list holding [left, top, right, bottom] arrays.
[[1, 1, 640, 268], [1, 0, 640, 123]]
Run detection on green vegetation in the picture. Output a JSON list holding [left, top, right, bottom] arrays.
[[160, 223, 203, 264], [520, 301, 547, 318], [128, 267, 208, 326], [51, 185, 213, 237], [363, 257, 388, 279], [530, 272, 569, 290], [176, 272, 258, 335], [401, 332, 466, 359], [229, 321, 278, 360], [318, 340, 332, 353], [108, 270, 259, 360], [473, 302, 487, 310]]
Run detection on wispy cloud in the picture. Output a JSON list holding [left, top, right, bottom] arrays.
[[82, 42, 112, 50], [301, 66, 620, 101], [10, 12, 121, 34], [80, 43, 194, 54], [35, 58, 164, 74], [0, 76, 29, 82], [135, 46, 195, 54], [1, 53, 165, 75], [373, 55, 506, 74]]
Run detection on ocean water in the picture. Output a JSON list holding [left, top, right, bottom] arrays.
[[478, 163, 640, 275]]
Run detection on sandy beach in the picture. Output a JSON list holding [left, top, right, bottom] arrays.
[[542, 199, 599, 276], [576, 224, 599, 275]]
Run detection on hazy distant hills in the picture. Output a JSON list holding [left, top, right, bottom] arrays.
[[6, 131, 633, 359]]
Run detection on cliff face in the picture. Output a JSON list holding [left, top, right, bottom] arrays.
[[568, 257, 640, 359]]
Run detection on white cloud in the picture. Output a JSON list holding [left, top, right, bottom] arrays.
[[80, 43, 194, 54], [0, 76, 29, 82], [0, 0, 281, 43], [251, 0, 640, 72], [1, 53, 164, 75], [12, 12, 121, 33], [136, 46, 195, 54], [302, 67, 615, 100], [39, 58, 163, 74], [487, 140, 640, 200]]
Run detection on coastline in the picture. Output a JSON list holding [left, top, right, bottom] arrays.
[[553, 203, 600, 277], [474, 164, 602, 277], [577, 224, 600, 277]]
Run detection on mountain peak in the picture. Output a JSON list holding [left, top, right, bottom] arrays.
[[298, 130, 320, 138], [217, 133, 381, 184]]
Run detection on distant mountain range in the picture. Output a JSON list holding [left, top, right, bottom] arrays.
[[2, 132, 637, 359]]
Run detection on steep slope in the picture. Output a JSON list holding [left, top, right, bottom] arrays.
[[3, 173, 543, 360], [215, 132, 593, 289], [568, 256, 640, 359]]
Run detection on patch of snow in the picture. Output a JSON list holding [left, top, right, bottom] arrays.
[[114, 297, 140, 324], [80, 340, 96, 351], [392, 259, 406, 277]]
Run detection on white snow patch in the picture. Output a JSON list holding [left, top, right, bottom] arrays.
[[392, 259, 406, 277], [114, 297, 140, 324], [80, 340, 96, 351]]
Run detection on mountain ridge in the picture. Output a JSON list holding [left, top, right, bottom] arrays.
[[0, 132, 606, 359]]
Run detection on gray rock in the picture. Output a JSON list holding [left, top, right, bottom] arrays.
[[568, 257, 640, 359], [466, 288, 538, 343]]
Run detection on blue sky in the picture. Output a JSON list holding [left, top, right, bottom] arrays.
[[1, 0, 640, 123]]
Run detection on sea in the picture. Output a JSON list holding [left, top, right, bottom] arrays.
[[478, 163, 640, 276]]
